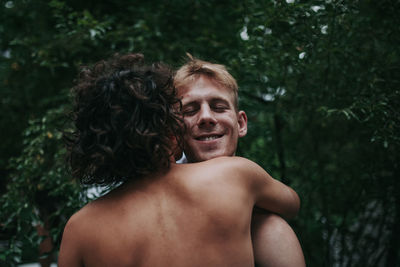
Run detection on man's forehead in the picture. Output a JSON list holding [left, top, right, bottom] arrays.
[[178, 76, 235, 103]]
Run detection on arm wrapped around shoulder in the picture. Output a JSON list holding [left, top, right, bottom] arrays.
[[232, 157, 300, 219]]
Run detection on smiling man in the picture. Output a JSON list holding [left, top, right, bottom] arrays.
[[177, 75, 247, 162], [174, 55, 306, 267]]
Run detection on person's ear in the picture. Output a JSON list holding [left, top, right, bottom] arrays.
[[237, 111, 248, 138]]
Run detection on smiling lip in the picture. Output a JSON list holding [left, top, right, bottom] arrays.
[[195, 134, 223, 141]]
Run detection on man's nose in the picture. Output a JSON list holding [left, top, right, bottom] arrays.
[[198, 105, 217, 127]]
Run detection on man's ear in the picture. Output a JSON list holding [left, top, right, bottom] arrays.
[[237, 110, 248, 137]]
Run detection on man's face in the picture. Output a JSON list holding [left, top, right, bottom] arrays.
[[178, 76, 247, 163]]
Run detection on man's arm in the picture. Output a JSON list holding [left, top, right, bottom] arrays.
[[252, 213, 305, 267], [232, 156, 305, 267], [232, 156, 300, 219]]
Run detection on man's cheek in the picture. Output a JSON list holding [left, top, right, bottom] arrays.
[[183, 119, 194, 134]]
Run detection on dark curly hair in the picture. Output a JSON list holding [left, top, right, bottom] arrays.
[[65, 53, 183, 185]]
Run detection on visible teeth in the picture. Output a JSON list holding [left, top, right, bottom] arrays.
[[198, 135, 219, 141]]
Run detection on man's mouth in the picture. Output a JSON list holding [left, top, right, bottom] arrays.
[[195, 135, 223, 141]]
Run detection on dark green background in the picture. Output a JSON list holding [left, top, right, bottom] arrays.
[[1, 0, 399, 266]]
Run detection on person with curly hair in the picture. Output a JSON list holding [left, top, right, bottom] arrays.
[[58, 53, 300, 267]]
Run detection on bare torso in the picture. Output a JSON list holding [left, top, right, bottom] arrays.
[[64, 160, 255, 267]]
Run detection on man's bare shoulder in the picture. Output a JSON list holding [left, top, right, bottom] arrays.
[[185, 156, 256, 169], [174, 156, 263, 197], [62, 188, 126, 240], [62, 199, 102, 240], [58, 201, 99, 265], [183, 156, 263, 180]]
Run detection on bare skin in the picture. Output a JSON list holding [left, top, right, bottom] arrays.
[[251, 211, 305, 267], [58, 157, 299, 267], [177, 76, 306, 267]]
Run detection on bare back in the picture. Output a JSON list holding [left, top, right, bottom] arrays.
[[59, 158, 257, 267]]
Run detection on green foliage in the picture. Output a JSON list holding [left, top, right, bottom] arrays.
[[0, 104, 89, 265], [1, 0, 399, 266], [232, 1, 400, 266]]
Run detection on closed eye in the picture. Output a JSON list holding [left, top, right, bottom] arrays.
[[212, 104, 229, 112], [182, 106, 198, 116], [210, 99, 231, 112]]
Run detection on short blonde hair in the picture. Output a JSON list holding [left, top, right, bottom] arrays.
[[174, 54, 239, 110]]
